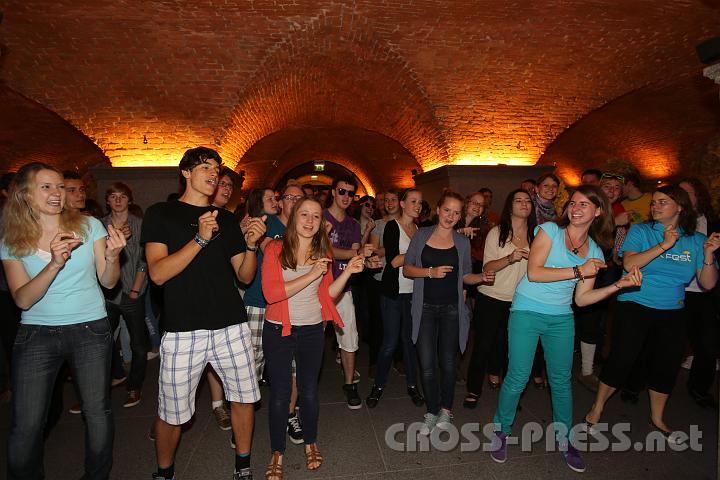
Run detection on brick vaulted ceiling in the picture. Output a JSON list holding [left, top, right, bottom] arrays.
[[1, 0, 719, 190]]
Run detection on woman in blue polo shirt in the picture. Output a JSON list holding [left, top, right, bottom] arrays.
[[584, 185, 720, 443], [488, 185, 642, 473]]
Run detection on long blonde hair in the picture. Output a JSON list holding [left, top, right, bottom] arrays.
[[2, 162, 88, 257], [280, 197, 333, 269]]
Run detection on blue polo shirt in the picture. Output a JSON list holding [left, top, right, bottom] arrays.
[[512, 222, 604, 315], [618, 222, 708, 310], [243, 215, 286, 308]]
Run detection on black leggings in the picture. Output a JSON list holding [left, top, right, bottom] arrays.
[[685, 291, 719, 395], [466, 293, 510, 395], [600, 301, 685, 394]]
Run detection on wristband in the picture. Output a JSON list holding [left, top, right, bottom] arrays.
[[194, 234, 209, 249], [658, 243, 667, 251], [572, 265, 584, 283], [246, 244, 258, 252]]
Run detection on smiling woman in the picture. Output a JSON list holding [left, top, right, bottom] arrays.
[[0, 162, 125, 479]]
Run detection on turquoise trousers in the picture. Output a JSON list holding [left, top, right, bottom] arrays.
[[492, 309, 575, 441]]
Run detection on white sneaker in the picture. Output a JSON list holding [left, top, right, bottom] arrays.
[[435, 408, 454, 429], [419, 413, 437, 436]]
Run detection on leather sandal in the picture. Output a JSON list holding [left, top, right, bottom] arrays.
[[305, 443, 323, 470], [265, 451, 283, 480]]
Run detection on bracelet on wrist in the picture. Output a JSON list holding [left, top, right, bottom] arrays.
[[246, 244, 258, 252], [613, 282, 622, 289], [703, 260, 715, 266], [572, 265, 584, 283], [194, 234, 210, 249], [658, 243, 667, 252]]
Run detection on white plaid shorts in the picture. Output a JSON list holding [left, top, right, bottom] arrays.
[[158, 323, 260, 425]]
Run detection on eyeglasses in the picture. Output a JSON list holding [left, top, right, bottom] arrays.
[[282, 194, 303, 202], [218, 181, 234, 189], [363, 202, 375, 209], [337, 188, 355, 197], [601, 173, 625, 183], [469, 201, 486, 208]]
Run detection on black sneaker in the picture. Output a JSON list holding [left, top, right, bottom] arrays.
[[407, 386, 425, 407], [343, 384, 362, 410], [233, 468, 253, 480], [366, 386, 383, 408], [287, 412, 304, 444]]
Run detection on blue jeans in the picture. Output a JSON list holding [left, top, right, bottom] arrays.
[[375, 293, 418, 388], [263, 321, 324, 453], [8, 318, 114, 480], [415, 303, 459, 415], [493, 310, 574, 441]]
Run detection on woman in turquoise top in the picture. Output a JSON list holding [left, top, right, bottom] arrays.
[[584, 185, 720, 444], [489, 185, 642, 473], [1, 162, 126, 480]]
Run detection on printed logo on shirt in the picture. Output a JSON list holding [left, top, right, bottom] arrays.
[[329, 229, 339, 245], [659, 251, 692, 263]]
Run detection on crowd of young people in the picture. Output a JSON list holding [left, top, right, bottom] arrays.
[[1, 155, 718, 479]]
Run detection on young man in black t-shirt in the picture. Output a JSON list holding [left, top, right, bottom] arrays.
[[142, 147, 266, 480]]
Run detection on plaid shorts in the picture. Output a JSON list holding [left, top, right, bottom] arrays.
[[158, 323, 260, 425], [245, 305, 265, 378]]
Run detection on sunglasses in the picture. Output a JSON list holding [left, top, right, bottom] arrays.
[[363, 202, 375, 209], [282, 194, 303, 201], [337, 188, 355, 197], [601, 173, 625, 183]]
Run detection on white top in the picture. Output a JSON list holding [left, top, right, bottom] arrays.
[[686, 214, 707, 293], [397, 220, 414, 294], [268, 265, 323, 326], [478, 225, 528, 302]]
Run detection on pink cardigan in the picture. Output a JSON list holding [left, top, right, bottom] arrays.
[[261, 240, 344, 337]]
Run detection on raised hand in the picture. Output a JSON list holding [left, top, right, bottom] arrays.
[[365, 254, 382, 269], [239, 213, 251, 234], [364, 218, 376, 235], [361, 243, 374, 258], [660, 224, 680, 251], [615, 211, 632, 227], [345, 255, 365, 274], [615, 265, 643, 289], [119, 223, 132, 239], [310, 258, 331, 278], [457, 227, 481, 239], [578, 258, 606, 279], [105, 224, 127, 260], [431, 265, 454, 279], [245, 215, 267, 248], [704, 232, 720, 255], [198, 210, 219, 241], [50, 232, 83, 267], [509, 248, 528, 263]]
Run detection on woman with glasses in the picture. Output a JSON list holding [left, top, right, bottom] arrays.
[[403, 190, 495, 435], [584, 186, 720, 445], [457, 191, 494, 272], [366, 189, 425, 408], [489, 185, 642, 473], [464, 189, 536, 408]]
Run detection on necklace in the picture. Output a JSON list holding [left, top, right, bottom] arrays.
[[565, 229, 587, 255]]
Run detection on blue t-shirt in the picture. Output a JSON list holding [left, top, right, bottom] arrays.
[[243, 214, 286, 308], [0, 217, 108, 326], [618, 222, 707, 310], [512, 222, 604, 315]]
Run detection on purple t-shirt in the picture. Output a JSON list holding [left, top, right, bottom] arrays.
[[324, 210, 361, 289]]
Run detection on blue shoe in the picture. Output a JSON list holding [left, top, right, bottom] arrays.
[[560, 443, 586, 473], [489, 431, 508, 463]]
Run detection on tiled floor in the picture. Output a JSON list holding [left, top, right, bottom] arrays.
[[0, 347, 717, 479]]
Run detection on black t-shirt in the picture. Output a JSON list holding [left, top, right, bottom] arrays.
[[422, 244, 459, 305], [141, 201, 249, 332]]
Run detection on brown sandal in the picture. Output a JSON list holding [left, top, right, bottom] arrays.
[[305, 443, 323, 470], [265, 451, 283, 480]]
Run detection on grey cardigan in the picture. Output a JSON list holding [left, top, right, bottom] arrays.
[[404, 226, 473, 353]]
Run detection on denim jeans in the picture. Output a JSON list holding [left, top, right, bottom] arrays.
[[415, 303, 459, 415], [8, 318, 114, 480], [375, 293, 418, 388], [107, 294, 149, 391], [263, 321, 324, 453]]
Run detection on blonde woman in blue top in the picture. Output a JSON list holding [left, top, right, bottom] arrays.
[[1, 162, 126, 480], [489, 185, 642, 473], [584, 185, 720, 444]]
